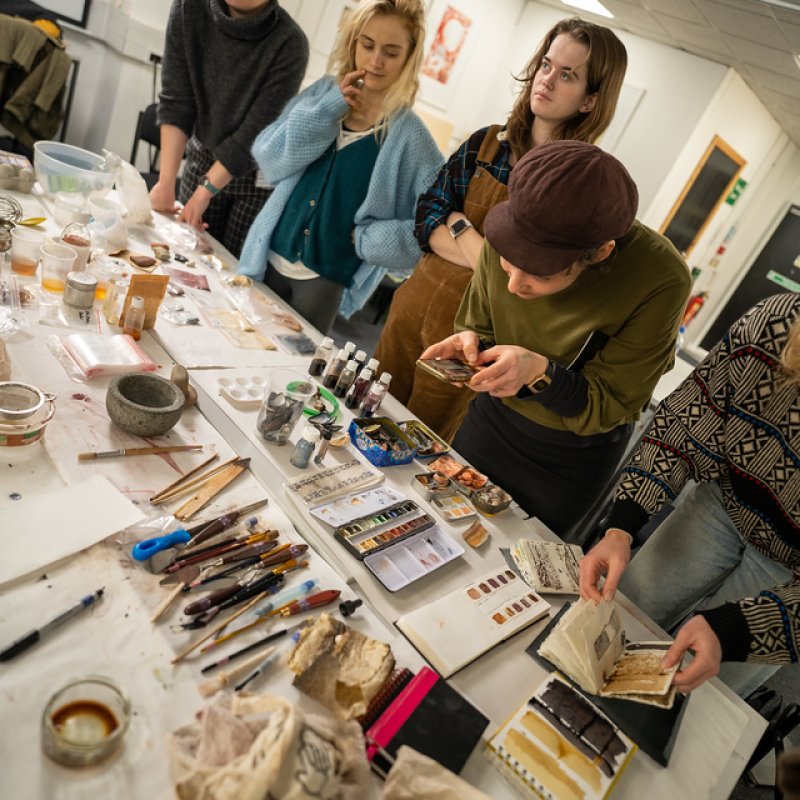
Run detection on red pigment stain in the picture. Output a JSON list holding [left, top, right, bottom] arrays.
[[71, 393, 90, 401]]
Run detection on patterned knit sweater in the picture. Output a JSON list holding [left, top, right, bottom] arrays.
[[608, 293, 800, 664]]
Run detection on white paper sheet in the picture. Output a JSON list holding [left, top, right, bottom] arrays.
[[0, 475, 145, 586]]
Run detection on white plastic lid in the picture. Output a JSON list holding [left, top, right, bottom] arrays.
[[302, 425, 320, 442], [379, 371, 392, 384], [358, 367, 373, 379], [321, 336, 334, 348], [355, 350, 366, 362], [344, 341, 356, 354], [334, 348, 347, 360], [344, 358, 358, 370], [367, 358, 379, 371]]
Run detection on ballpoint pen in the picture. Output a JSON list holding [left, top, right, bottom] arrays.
[[0, 588, 105, 662]]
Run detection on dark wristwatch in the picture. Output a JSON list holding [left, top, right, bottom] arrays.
[[200, 175, 222, 197], [527, 360, 556, 393], [449, 219, 473, 239]]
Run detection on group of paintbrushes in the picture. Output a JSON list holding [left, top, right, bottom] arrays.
[[139, 500, 341, 694]]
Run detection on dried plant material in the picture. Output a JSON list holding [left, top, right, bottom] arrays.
[[288, 613, 395, 720], [463, 520, 488, 548]]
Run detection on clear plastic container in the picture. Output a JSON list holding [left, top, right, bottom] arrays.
[[256, 369, 315, 445], [122, 296, 145, 340]]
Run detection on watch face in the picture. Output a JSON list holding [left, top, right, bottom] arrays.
[[531, 377, 550, 392], [450, 220, 469, 238]]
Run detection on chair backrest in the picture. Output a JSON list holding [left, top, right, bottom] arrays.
[[130, 102, 160, 171]]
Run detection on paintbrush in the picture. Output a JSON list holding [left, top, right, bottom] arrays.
[[78, 444, 203, 461], [198, 648, 273, 698]]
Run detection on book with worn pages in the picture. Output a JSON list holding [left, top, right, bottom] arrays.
[[395, 566, 550, 678], [486, 673, 636, 800], [513, 539, 583, 594], [538, 599, 678, 709], [285, 459, 384, 506]]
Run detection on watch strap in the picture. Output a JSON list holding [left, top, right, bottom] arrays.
[[527, 360, 556, 393], [201, 175, 222, 197]]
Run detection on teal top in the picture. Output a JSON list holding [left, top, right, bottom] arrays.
[[456, 221, 692, 436], [270, 133, 380, 286]]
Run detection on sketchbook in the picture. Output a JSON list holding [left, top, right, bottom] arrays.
[[395, 565, 550, 678], [512, 539, 583, 594], [485, 673, 636, 800], [538, 599, 678, 709]]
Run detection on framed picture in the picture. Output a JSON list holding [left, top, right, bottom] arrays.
[[35, 0, 92, 28], [419, 0, 486, 111]]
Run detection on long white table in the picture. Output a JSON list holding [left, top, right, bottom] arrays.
[[0, 186, 765, 799]]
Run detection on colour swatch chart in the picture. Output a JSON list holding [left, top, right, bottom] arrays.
[[465, 569, 545, 629], [309, 485, 405, 527]]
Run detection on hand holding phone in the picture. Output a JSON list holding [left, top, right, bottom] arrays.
[[416, 358, 479, 383]]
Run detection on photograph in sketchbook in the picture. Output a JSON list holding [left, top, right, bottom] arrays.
[[395, 566, 550, 677], [486, 674, 636, 800], [538, 599, 679, 709], [512, 539, 583, 594]]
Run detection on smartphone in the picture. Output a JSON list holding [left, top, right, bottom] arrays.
[[416, 358, 478, 383]]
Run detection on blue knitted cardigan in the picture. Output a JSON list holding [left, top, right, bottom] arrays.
[[237, 76, 443, 318]]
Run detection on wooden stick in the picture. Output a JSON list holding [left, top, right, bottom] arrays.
[[171, 591, 267, 664], [174, 458, 250, 521], [149, 453, 219, 502], [78, 444, 203, 461], [151, 456, 240, 503], [151, 457, 237, 504], [150, 583, 184, 624]]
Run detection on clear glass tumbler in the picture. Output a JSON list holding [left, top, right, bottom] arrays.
[[256, 368, 315, 445]]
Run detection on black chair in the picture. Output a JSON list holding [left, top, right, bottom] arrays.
[[130, 103, 161, 190]]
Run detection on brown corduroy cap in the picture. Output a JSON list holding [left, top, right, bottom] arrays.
[[484, 140, 639, 276]]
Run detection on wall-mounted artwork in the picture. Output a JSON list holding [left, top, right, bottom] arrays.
[[419, 0, 486, 111], [35, 0, 92, 28], [422, 5, 472, 85]]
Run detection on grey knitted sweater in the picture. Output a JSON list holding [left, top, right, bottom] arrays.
[[158, 0, 308, 177]]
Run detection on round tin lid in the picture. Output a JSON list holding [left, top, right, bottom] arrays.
[[66, 271, 98, 290]]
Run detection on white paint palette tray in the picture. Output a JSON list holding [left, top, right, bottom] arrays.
[[218, 375, 266, 410]]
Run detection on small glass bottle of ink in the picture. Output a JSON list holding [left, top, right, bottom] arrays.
[[334, 358, 358, 398], [367, 357, 380, 375], [290, 425, 320, 469], [322, 348, 347, 389], [345, 366, 372, 409], [360, 373, 390, 418], [122, 296, 145, 340], [343, 341, 356, 358], [309, 336, 334, 377], [354, 349, 367, 371]]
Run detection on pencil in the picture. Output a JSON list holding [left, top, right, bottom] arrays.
[[78, 444, 203, 461]]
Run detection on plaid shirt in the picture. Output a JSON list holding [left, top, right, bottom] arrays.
[[414, 125, 512, 251]]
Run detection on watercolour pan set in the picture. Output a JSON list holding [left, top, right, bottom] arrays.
[[395, 565, 550, 677], [485, 673, 636, 800]]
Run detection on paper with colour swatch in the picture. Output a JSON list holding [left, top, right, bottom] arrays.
[[395, 565, 550, 677], [309, 485, 406, 527], [0, 475, 145, 587]]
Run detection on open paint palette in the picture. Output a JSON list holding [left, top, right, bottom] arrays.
[[334, 500, 435, 560], [363, 527, 464, 592]]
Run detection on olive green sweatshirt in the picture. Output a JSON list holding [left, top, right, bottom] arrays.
[[455, 221, 691, 436]]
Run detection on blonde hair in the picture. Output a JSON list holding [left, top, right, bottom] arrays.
[[327, 0, 426, 129], [506, 18, 627, 161], [780, 314, 800, 384]]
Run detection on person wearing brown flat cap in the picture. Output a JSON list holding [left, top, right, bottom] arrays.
[[421, 139, 691, 536]]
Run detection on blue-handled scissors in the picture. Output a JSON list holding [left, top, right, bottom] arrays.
[[132, 529, 191, 562]]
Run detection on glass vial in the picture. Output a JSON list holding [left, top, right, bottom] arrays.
[[333, 358, 358, 398], [343, 341, 356, 359], [367, 357, 380, 375], [59, 212, 92, 271], [103, 274, 129, 326], [345, 367, 373, 409], [360, 380, 387, 418], [353, 349, 367, 371], [322, 348, 348, 389], [122, 296, 145, 340], [309, 336, 334, 377], [290, 425, 320, 469]]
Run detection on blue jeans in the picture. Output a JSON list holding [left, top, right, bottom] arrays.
[[619, 482, 793, 697]]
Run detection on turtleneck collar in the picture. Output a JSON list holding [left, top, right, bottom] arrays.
[[208, 0, 279, 40]]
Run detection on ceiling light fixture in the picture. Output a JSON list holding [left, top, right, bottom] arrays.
[[757, 0, 800, 12], [560, 0, 614, 18], [795, 53, 800, 71]]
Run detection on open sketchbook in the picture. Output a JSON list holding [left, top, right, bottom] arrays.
[[538, 599, 678, 709], [486, 673, 636, 800], [396, 566, 550, 678]]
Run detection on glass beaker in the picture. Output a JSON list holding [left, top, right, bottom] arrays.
[[256, 369, 315, 445]]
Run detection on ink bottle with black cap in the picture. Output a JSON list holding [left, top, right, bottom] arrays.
[[309, 336, 334, 377], [322, 348, 348, 389]]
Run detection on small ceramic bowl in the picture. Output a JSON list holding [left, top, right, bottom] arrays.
[[0, 381, 46, 420], [106, 373, 184, 436]]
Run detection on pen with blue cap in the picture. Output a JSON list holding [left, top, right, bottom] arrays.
[[0, 588, 105, 662]]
